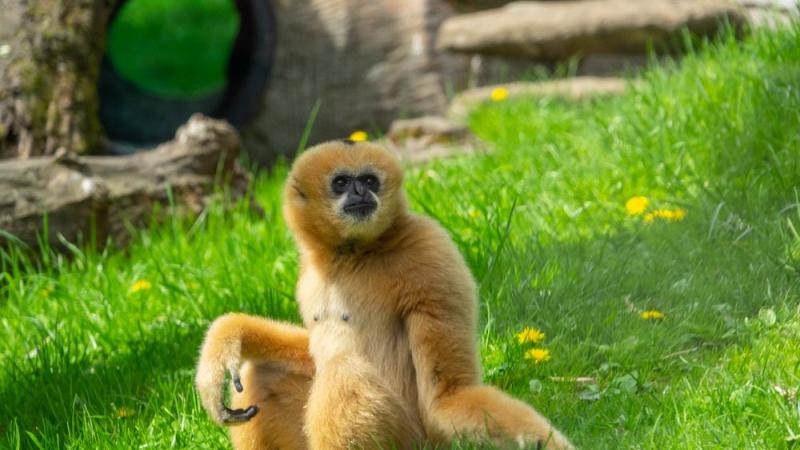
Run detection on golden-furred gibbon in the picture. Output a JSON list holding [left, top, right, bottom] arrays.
[[195, 140, 573, 449]]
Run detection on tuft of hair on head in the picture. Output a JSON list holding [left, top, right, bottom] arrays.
[[282, 141, 407, 254]]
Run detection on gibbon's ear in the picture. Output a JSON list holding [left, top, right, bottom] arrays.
[[290, 179, 307, 201]]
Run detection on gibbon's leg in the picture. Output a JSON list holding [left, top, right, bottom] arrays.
[[430, 385, 572, 450], [195, 313, 313, 431], [304, 321, 424, 450], [228, 361, 311, 450], [305, 354, 424, 450]]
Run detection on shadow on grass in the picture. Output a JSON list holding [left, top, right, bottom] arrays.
[[0, 321, 207, 446]]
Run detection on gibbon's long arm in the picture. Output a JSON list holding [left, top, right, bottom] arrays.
[[195, 313, 313, 425], [405, 304, 573, 449]]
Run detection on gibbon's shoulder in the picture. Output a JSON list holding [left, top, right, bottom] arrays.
[[400, 213, 459, 252], [391, 213, 473, 278]]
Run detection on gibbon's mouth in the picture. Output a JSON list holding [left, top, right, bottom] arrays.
[[343, 201, 377, 218]]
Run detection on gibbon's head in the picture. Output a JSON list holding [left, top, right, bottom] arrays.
[[283, 140, 407, 251]]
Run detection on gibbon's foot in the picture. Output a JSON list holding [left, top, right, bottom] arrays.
[[222, 405, 259, 424]]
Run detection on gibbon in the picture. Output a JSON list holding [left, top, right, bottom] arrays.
[[195, 140, 573, 449]]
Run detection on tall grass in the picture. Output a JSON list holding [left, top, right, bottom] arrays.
[[2, 23, 799, 449]]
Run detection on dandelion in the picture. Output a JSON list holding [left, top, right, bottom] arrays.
[[349, 130, 368, 142], [644, 208, 686, 223], [516, 327, 546, 344], [467, 207, 480, 219], [490, 87, 509, 102], [625, 196, 649, 215], [641, 310, 666, 320], [118, 407, 135, 419], [524, 348, 551, 363], [131, 279, 151, 293]]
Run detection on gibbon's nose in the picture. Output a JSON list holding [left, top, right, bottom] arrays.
[[352, 180, 366, 197]]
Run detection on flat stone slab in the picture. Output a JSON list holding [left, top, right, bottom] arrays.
[[437, 0, 748, 59], [448, 76, 633, 120], [382, 115, 484, 163], [737, 0, 798, 10]]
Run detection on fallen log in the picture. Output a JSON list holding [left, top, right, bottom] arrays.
[[0, 114, 250, 251]]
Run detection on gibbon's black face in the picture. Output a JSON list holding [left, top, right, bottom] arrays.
[[331, 172, 381, 219], [284, 140, 406, 247]]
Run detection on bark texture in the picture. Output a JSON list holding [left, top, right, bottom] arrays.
[[0, 0, 114, 159], [0, 114, 249, 250]]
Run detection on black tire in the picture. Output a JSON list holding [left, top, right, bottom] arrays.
[[98, 0, 276, 151]]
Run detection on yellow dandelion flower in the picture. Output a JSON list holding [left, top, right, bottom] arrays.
[[467, 207, 480, 219], [131, 279, 151, 293], [625, 196, 649, 215], [490, 87, 509, 102], [118, 407, 135, 419], [349, 130, 368, 142], [516, 327, 546, 344], [641, 310, 666, 320], [524, 348, 551, 363], [644, 208, 686, 222]]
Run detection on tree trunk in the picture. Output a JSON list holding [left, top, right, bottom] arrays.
[[0, 0, 114, 159]]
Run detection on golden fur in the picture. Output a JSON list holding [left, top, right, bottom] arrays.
[[195, 141, 573, 449]]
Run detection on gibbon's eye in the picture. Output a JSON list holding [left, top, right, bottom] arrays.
[[358, 174, 380, 193], [331, 175, 351, 195]]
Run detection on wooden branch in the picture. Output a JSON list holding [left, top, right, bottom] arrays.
[[0, 114, 250, 251]]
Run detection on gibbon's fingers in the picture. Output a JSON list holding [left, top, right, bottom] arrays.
[[233, 373, 244, 393], [222, 405, 260, 424]]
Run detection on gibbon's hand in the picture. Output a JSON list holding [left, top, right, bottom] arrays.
[[196, 314, 312, 426], [195, 318, 261, 425], [221, 373, 259, 423]]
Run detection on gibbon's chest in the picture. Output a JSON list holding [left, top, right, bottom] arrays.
[[296, 265, 394, 332]]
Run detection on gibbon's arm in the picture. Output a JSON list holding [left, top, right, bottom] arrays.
[[195, 313, 313, 425], [404, 304, 481, 409], [405, 305, 573, 449]]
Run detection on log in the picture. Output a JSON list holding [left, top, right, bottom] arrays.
[[0, 114, 249, 251]]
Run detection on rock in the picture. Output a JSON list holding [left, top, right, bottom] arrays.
[[242, 0, 468, 163], [446, 0, 516, 12], [734, 0, 799, 28], [382, 115, 482, 163], [745, 7, 797, 27], [576, 54, 650, 77], [736, 0, 797, 9], [437, 0, 749, 59], [388, 115, 471, 142], [448, 76, 632, 120]]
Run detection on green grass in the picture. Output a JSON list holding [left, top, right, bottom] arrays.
[[107, 0, 239, 98], [3, 24, 800, 449]]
